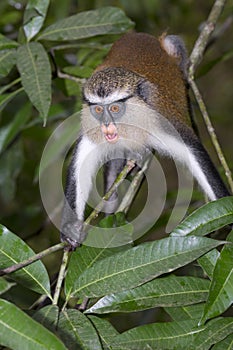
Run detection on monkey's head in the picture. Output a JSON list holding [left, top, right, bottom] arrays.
[[83, 32, 190, 144], [83, 67, 142, 143]]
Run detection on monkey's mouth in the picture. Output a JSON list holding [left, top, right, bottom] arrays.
[[105, 132, 119, 143], [101, 123, 119, 143]]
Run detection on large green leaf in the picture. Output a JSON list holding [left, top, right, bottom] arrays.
[[0, 225, 51, 298], [165, 304, 205, 321], [86, 276, 210, 314], [198, 249, 220, 279], [88, 316, 119, 349], [111, 319, 200, 350], [65, 244, 127, 299], [171, 197, 233, 237], [57, 309, 102, 350], [71, 236, 223, 298], [38, 7, 134, 41], [17, 42, 51, 121], [193, 317, 233, 350], [33, 305, 59, 333], [212, 333, 233, 349], [0, 299, 67, 350], [23, 0, 50, 41], [111, 318, 233, 350], [0, 49, 17, 77], [201, 230, 233, 323]]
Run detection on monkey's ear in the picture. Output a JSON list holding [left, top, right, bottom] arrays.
[[160, 34, 188, 77]]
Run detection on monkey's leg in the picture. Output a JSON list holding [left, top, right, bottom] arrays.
[[60, 135, 100, 248], [103, 159, 125, 214]]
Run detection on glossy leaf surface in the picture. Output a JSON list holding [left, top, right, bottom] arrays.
[[72, 236, 223, 298], [38, 7, 134, 41], [0, 225, 51, 297], [0, 299, 67, 350]]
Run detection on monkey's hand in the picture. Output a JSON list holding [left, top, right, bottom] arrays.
[[60, 220, 87, 250]]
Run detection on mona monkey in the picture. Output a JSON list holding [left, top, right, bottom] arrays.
[[61, 32, 230, 248]]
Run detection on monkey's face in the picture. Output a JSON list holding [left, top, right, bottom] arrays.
[[89, 101, 126, 143], [83, 67, 142, 144]]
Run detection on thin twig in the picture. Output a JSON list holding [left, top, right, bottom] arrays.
[[189, 0, 227, 77], [53, 247, 70, 305], [188, 0, 233, 193], [0, 242, 66, 276], [84, 159, 135, 227], [189, 79, 233, 193], [0, 161, 135, 276], [117, 156, 152, 213], [57, 69, 85, 84]]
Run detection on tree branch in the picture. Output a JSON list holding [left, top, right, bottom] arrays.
[[0, 160, 135, 276], [188, 0, 233, 193], [0, 242, 66, 276], [189, 0, 227, 77]]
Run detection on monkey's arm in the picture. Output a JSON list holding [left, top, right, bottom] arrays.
[[60, 135, 99, 247]]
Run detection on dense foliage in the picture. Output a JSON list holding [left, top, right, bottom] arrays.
[[0, 0, 233, 349]]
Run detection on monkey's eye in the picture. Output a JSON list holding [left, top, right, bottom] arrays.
[[90, 104, 104, 119], [109, 104, 120, 113], [95, 105, 104, 114], [108, 102, 125, 117]]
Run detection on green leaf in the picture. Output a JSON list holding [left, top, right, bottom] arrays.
[[23, 0, 50, 41], [165, 304, 205, 321], [0, 299, 67, 350], [111, 318, 233, 350], [38, 7, 134, 41], [201, 230, 233, 323], [171, 197, 233, 237], [0, 225, 51, 298], [0, 102, 32, 153], [17, 42, 51, 121], [193, 317, 233, 350], [198, 249, 220, 279], [0, 34, 18, 50], [71, 236, 223, 298], [212, 333, 233, 349], [88, 316, 119, 349], [33, 305, 59, 333], [57, 309, 102, 350], [83, 221, 134, 248], [65, 244, 129, 299], [0, 277, 15, 295], [0, 49, 17, 77], [111, 319, 200, 350], [86, 276, 210, 314]]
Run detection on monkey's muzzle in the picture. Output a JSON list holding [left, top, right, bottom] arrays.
[[101, 123, 119, 143]]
